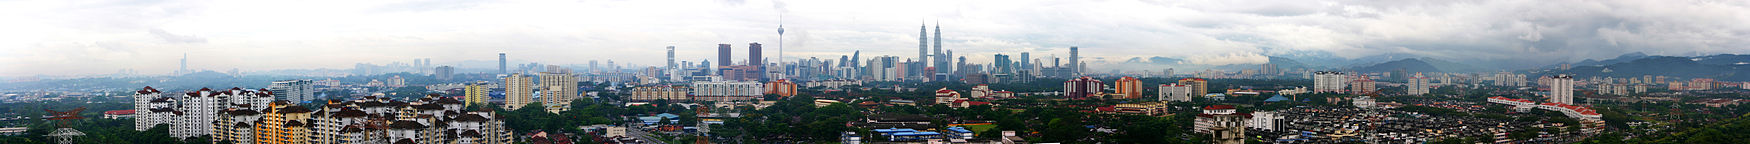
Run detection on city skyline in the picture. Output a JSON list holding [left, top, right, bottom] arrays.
[[4, 0, 1750, 78]]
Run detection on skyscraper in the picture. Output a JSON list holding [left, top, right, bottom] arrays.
[[749, 43, 764, 65], [179, 53, 188, 74], [933, 23, 947, 77], [718, 44, 732, 67], [1020, 52, 1031, 72], [503, 73, 533, 110], [1069, 46, 1080, 75], [498, 52, 507, 74], [918, 23, 929, 77], [667, 46, 679, 81], [1549, 74, 1574, 104]]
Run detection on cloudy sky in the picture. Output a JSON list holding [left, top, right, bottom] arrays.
[[3, 0, 1748, 77]]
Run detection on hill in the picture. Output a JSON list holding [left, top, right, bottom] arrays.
[[1353, 58, 1443, 73], [1549, 56, 1750, 81]]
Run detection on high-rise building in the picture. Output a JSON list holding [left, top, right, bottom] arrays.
[[502, 73, 533, 110], [1549, 74, 1574, 104], [1407, 73, 1430, 95], [498, 53, 507, 74], [270, 80, 315, 103], [1064, 76, 1102, 99], [1160, 83, 1193, 102], [668, 46, 684, 82], [692, 81, 764, 102], [764, 79, 797, 97], [918, 23, 929, 77], [1350, 76, 1377, 94], [133, 87, 163, 131], [1069, 46, 1080, 75], [179, 53, 188, 74], [630, 86, 689, 102], [718, 44, 732, 67], [1179, 78, 1209, 96], [435, 66, 454, 81], [933, 23, 947, 78], [1115, 76, 1143, 99], [464, 81, 489, 107], [1314, 71, 1346, 93], [538, 70, 577, 113], [1019, 52, 1031, 73], [993, 54, 1012, 74]]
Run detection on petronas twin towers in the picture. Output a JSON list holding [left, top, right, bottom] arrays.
[[920, 22, 950, 80]]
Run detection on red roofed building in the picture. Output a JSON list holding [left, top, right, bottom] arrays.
[[949, 99, 993, 108], [104, 110, 136, 119], [934, 88, 964, 105], [1193, 105, 1250, 144]]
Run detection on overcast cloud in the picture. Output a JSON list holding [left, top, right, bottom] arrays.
[[3, 0, 1748, 77]]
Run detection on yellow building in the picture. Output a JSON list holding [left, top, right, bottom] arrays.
[[254, 101, 313, 144], [464, 81, 490, 107], [1179, 78, 1209, 96]]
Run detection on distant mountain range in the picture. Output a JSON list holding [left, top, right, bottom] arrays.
[[1545, 54, 1750, 81], [1342, 57, 1493, 73]]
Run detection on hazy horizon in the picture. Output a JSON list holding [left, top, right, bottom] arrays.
[[4, 0, 1749, 77]]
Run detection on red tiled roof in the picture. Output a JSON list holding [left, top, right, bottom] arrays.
[[105, 110, 135, 115], [1202, 105, 1236, 110]]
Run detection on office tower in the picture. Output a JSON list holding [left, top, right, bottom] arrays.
[[1115, 76, 1143, 99], [1550, 74, 1574, 104], [933, 23, 947, 76], [749, 43, 765, 81], [994, 54, 1012, 74], [503, 73, 533, 110], [668, 46, 676, 71], [464, 81, 489, 107], [498, 53, 507, 74], [1407, 73, 1429, 95], [1064, 76, 1101, 99], [179, 53, 188, 74], [435, 66, 454, 81], [945, 50, 954, 71], [1160, 83, 1193, 102], [1314, 71, 1346, 93], [918, 23, 929, 76], [1069, 46, 1081, 75], [270, 80, 314, 103], [668, 46, 681, 81], [538, 71, 577, 113], [1179, 78, 1208, 96], [718, 44, 732, 67], [1020, 52, 1031, 72]]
